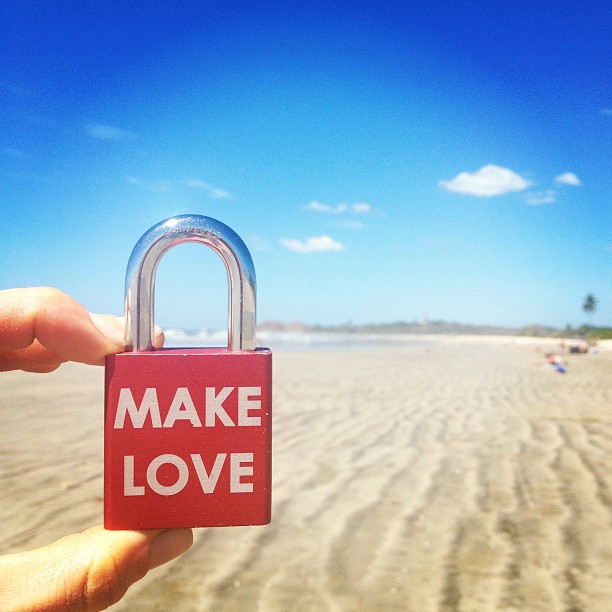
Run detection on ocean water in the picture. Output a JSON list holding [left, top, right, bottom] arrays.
[[163, 329, 429, 353]]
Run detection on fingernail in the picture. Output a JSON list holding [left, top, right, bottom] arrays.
[[90, 314, 125, 348], [154, 324, 165, 348], [149, 529, 193, 570]]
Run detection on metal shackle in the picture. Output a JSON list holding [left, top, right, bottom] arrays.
[[124, 214, 256, 352]]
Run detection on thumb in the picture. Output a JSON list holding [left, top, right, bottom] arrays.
[[0, 526, 193, 611]]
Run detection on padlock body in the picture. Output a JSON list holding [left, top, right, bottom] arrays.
[[104, 348, 271, 529]]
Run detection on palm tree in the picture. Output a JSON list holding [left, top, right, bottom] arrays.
[[583, 294, 597, 325]]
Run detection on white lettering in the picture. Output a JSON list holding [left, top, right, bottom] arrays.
[[230, 453, 254, 493], [123, 453, 256, 496], [123, 456, 145, 496], [190, 453, 226, 493], [146, 454, 189, 496], [114, 387, 264, 429], [114, 388, 161, 429], [163, 387, 202, 428], [238, 387, 261, 426], [205, 387, 235, 427]]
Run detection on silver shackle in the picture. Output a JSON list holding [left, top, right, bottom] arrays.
[[124, 214, 256, 352]]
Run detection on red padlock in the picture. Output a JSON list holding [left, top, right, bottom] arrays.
[[104, 215, 272, 529]]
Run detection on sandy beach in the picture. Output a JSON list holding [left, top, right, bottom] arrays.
[[2, 337, 612, 611]]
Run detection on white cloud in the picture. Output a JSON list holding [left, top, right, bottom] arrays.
[[602, 108, 612, 115], [305, 200, 333, 212], [185, 179, 233, 200], [440, 164, 532, 197], [352, 202, 371, 213], [125, 176, 172, 192], [247, 235, 272, 252], [524, 189, 556, 205], [150, 180, 173, 193], [305, 200, 371, 214], [281, 235, 345, 253], [338, 219, 364, 230], [554, 172, 581, 186], [86, 123, 133, 141], [126, 176, 232, 198]]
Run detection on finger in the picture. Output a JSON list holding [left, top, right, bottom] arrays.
[[0, 526, 193, 611], [0, 288, 124, 371], [90, 315, 166, 350]]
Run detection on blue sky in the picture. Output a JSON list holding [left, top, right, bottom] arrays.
[[1, 1, 611, 331]]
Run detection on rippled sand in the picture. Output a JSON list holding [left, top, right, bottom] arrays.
[[2, 339, 612, 611]]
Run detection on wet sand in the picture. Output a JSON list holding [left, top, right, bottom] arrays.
[[2, 338, 612, 611]]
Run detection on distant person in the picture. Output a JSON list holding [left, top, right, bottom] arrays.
[[0, 287, 193, 611], [545, 351, 566, 373]]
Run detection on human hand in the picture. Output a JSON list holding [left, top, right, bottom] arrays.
[[0, 287, 192, 611], [0, 526, 193, 611], [0, 287, 163, 372]]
